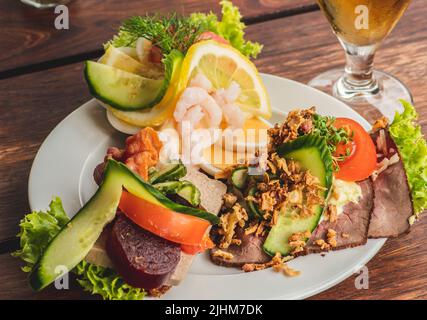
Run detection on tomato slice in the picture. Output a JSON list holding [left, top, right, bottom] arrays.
[[333, 118, 377, 181], [119, 191, 210, 247], [181, 236, 215, 255], [333, 140, 355, 160]]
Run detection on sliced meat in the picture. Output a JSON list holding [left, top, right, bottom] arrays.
[[181, 166, 227, 214], [302, 179, 374, 255], [368, 129, 413, 238], [369, 161, 413, 238], [209, 227, 271, 267], [167, 167, 227, 286], [368, 160, 413, 237], [107, 214, 181, 290], [167, 253, 195, 286]]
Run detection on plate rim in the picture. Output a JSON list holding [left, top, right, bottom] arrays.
[[27, 73, 386, 300]]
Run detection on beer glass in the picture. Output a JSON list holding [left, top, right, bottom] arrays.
[[309, 0, 412, 122]]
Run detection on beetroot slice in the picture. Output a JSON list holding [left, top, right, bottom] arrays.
[[107, 214, 181, 290]]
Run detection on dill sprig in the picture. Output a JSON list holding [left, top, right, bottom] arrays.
[[106, 14, 204, 55], [104, 1, 263, 59]]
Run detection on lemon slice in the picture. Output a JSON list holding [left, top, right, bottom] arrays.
[[179, 40, 271, 118], [100, 46, 163, 80], [107, 95, 176, 127]]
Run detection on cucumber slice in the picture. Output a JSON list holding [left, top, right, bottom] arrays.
[[263, 134, 333, 256], [154, 181, 201, 207], [84, 61, 164, 110], [84, 49, 183, 111], [177, 182, 201, 207], [231, 167, 248, 189], [29, 162, 123, 291], [247, 187, 262, 218], [105, 50, 184, 128], [263, 207, 321, 256], [277, 134, 333, 192], [153, 181, 182, 194], [30, 159, 218, 291], [149, 161, 187, 184], [117, 161, 216, 223]]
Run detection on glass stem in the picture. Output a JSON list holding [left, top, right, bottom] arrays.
[[340, 42, 379, 93]]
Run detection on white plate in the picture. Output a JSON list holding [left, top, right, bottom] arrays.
[[28, 74, 386, 300]]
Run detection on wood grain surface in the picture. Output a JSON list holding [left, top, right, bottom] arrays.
[[0, 0, 425, 300], [0, 254, 96, 300], [0, 0, 315, 73]]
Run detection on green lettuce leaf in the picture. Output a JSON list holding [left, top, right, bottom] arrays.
[[190, 0, 263, 58], [12, 197, 68, 272], [75, 261, 145, 300], [13, 198, 145, 300], [389, 100, 427, 215]]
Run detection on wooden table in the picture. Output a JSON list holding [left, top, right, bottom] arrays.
[[0, 0, 425, 300]]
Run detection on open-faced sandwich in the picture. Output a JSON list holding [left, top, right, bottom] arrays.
[[13, 0, 426, 300], [14, 1, 271, 299], [209, 101, 426, 275]]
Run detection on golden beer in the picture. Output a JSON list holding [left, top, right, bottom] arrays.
[[317, 0, 411, 46]]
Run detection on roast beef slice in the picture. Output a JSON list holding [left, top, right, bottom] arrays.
[[368, 160, 413, 237], [209, 227, 271, 268], [368, 129, 413, 238], [302, 179, 374, 255]]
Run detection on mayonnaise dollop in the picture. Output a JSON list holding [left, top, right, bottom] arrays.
[[328, 178, 362, 215]]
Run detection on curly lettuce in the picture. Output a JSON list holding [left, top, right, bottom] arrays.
[[389, 100, 427, 215], [190, 0, 263, 58], [13, 198, 145, 300], [12, 197, 68, 272], [75, 261, 145, 300]]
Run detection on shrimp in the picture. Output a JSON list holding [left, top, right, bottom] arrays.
[[189, 73, 213, 92], [180, 105, 205, 130], [224, 81, 241, 103], [178, 108, 209, 166], [213, 81, 241, 105], [174, 87, 223, 129], [213, 81, 245, 128], [222, 103, 246, 129]]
